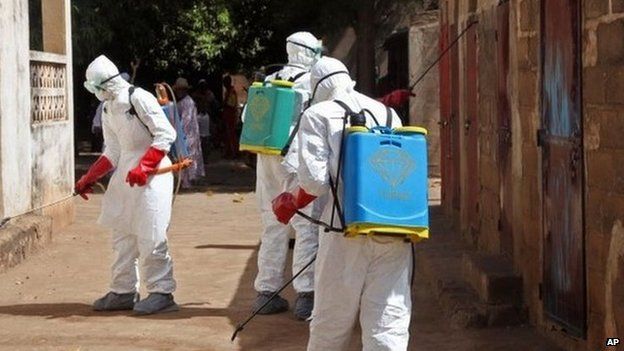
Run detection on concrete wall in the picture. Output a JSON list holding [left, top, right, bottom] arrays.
[[326, 5, 442, 177], [409, 11, 441, 176], [0, 0, 34, 218], [442, 0, 624, 349], [0, 0, 74, 230]]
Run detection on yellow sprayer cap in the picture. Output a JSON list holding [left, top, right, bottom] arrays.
[[347, 126, 369, 133], [270, 80, 295, 88], [394, 126, 428, 135]]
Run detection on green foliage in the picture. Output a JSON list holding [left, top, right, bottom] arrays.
[[72, 0, 236, 80]]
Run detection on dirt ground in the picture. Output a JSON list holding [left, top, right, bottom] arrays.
[[0, 158, 561, 350]]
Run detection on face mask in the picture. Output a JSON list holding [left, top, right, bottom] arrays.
[[94, 90, 108, 102], [310, 70, 350, 104]]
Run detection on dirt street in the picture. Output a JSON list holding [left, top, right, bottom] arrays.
[[0, 159, 561, 350]]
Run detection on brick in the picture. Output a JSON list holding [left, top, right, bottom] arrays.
[[600, 192, 624, 228], [585, 188, 607, 232], [585, 0, 610, 18], [586, 151, 616, 191], [606, 68, 624, 104], [583, 66, 608, 105], [588, 311, 607, 349], [597, 20, 624, 65], [479, 128, 497, 158], [586, 228, 609, 267], [587, 149, 624, 194], [519, 0, 537, 32], [518, 70, 538, 108], [587, 267, 607, 315], [480, 159, 499, 191], [521, 145, 539, 176], [598, 108, 624, 149], [522, 216, 540, 248], [585, 116, 601, 151], [519, 108, 537, 145]]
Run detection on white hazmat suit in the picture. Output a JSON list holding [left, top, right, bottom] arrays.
[[292, 57, 412, 350], [253, 32, 322, 308], [85, 56, 177, 297]]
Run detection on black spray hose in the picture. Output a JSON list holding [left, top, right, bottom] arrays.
[[295, 210, 342, 232], [328, 116, 348, 230], [231, 254, 317, 341], [408, 20, 479, 92]]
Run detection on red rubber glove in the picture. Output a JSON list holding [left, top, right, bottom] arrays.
[[272, 188, 317, 224], [378, 89, 414, 109], [75, 155, 114, 200], [126, 146, 166, 187]]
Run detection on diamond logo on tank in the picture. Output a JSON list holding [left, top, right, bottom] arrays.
[[249, 95, 271, 132], [369, 148, 416, 201]]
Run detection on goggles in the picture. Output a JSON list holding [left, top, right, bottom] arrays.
[[83, 73, 121, 94], [287, 40, 323, 57]]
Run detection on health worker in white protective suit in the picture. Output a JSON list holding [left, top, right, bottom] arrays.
[[272, 57, 412, 350], [251, 32, 323, 320], [75, 55, 179, 315]]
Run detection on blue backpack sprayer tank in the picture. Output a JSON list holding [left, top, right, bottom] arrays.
[[239, 79, 303, 155], [301, 100, 429, 243]]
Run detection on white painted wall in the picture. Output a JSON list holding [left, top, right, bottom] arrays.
[[0, 0, 33, 218], [0, 0, 74, 220]]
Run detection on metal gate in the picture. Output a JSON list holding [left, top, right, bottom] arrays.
[[439, 2, 452, 211], [540, 0, 586, 337], [463, 20, 479, 233], [497, 0, 513, 255], [450, 21, 461, 211]]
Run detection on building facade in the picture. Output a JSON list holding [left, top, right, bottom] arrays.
[[0, 0, 74, 235], [438, 0, 624, 349]]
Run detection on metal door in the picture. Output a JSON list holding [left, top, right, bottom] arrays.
[[463, 21, 479, 232], [450, 22, 461, 211], [540, 0, 586, 337], [496, 0, 513, 255], [439, 1, 452, 211]]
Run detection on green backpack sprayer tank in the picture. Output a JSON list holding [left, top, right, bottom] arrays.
[[240, 80, 302, 155]]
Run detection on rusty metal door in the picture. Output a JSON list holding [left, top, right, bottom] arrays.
[[496, 0, 513, 255], [540, 0, 586, 337], [463, 21, 479, 233], [439, 2, 452, 211], [450, 22, 461, 211]]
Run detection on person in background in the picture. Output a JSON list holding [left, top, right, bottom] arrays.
[[173, 77, 205, 188], [192, 79, 217, 163], [250, 32, 323, 321], [222, 75, 239, 159]]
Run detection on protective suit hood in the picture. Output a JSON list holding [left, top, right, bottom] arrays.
[[309, 57, 355, 105], [85, 55, 131, 101], [286, 32, 321, 69]]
